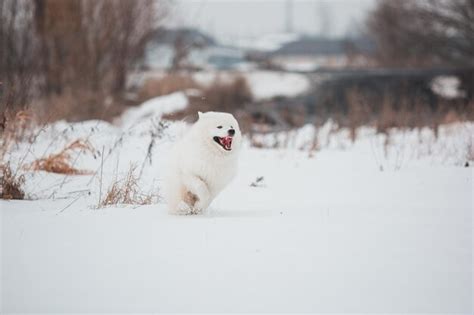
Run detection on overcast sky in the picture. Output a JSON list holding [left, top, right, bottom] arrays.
[[167, 0, 376, 40]]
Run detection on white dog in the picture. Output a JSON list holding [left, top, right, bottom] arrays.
[[164, 111, 242, 215]]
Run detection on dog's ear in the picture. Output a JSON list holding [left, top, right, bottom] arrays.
[[198, 111, 203, 119]]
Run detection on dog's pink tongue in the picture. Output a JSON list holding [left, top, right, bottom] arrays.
[[222, 136, 232, 149]]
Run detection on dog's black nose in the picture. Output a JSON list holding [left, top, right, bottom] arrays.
[[228, 129, 235, 136]]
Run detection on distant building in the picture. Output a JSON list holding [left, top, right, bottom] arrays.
[[269, 36, 375, 71]]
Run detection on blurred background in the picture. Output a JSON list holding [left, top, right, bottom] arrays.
[[2, 2, 473, 312], [1, 0, 473, 134]]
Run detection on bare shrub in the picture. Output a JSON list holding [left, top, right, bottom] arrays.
[[200, 76, 252, 113], [367, 0, 474, 67], [0, 0, 40, 111], [28, 139, 94, 174], [0, 162, 25, 200], [339, 86, 474, 138], [280, 106, 306, 129], [1, 0, 168, 120], [99, 165, 157, 207], [376, 94, 397, 134], [346, 88, 370, 141], [138, 74, 200, 102], [0, 109, 34, 160], [162, 75, 253, 122], [35, 0, 160, 94], [308, 126, 320, 157]]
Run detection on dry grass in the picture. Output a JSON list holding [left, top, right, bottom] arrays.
[[0, 109, 35, 200], [138, 73, 200, 102], [0, 109, 34, 161], [200, 76, 252, 113], [162, 75, 253, 121], [0, 162, 25, 200], [98, 165, 157, 207], [337, 89, 474, 138], [28, 139, 94, 175]]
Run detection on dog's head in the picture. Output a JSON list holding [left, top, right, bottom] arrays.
[[196, 111, 242, 154]]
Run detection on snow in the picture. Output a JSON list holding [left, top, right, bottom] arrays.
[[119, 91, 188, 128], [228, 32, 301, 52], [431, 75, 466, 99], [193, 70, 311, 100], [244, 70, 310, 100], [144, 44, 174, 70], [273, 55, 349, 72], [277, 58, 321, 72], [1, 117, 473, 313]]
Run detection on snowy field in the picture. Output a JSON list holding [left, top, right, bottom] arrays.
[[1, 94, 473, 313]]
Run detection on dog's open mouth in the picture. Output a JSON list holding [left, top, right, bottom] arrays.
[[213, 136, 233, 151]]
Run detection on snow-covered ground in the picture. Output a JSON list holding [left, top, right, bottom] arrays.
[[1, 94, 473, 312]]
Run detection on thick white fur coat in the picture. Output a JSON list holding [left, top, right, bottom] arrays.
[[164, 112, 241, 214]]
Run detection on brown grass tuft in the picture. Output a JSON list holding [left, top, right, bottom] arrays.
[[0, 163, 25, 200], [99, 165, 157, 207], [28, 139, 94, 175]]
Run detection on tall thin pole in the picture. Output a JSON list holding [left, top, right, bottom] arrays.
[[285, 0, 293, 33]]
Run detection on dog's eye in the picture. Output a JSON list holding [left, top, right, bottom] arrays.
[[217, 126, 223, 129]]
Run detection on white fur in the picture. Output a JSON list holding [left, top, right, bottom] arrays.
[[164, 111, 242, 215]]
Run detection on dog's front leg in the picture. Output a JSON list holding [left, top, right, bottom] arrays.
[[182, 174, 210, 214]]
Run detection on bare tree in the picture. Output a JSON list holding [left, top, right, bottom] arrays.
[[1, 0, 167, 119], [0, 0, 40, 110], [34, 0, 163, 95], [367, 0, 474, 67]]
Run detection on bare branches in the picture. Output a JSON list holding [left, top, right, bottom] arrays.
[[367, 0, 474, 67], [1, 0, 167, 119], [0, 0, 39, 111]]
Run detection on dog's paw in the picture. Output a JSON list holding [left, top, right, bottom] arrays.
[[174, 201, 193, 215], [173, 201, 203, 215], [188, 207, 203, 215]]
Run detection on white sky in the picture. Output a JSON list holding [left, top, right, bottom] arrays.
[[166, 0, 376, 40]]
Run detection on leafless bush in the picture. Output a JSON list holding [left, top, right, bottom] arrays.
[[163, 75, 253, 121], [339, 88, 473, 137], [346, 88, 369, 141], [99, 165, 157, 207], [0, 162, 25, 199], [138, 74, 201, 102], [0, 109, 34, 160], [139, 119, 169, 177], [0, 0, 40, 111], [200, 76, 252, 113], [367, 0, 474, 67], [1, 0, 167, 120], [376, 94, 398, 134], [308, 126, 320, 157]]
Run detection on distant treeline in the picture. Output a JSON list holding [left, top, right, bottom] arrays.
[[0, 0, 166, 120]]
